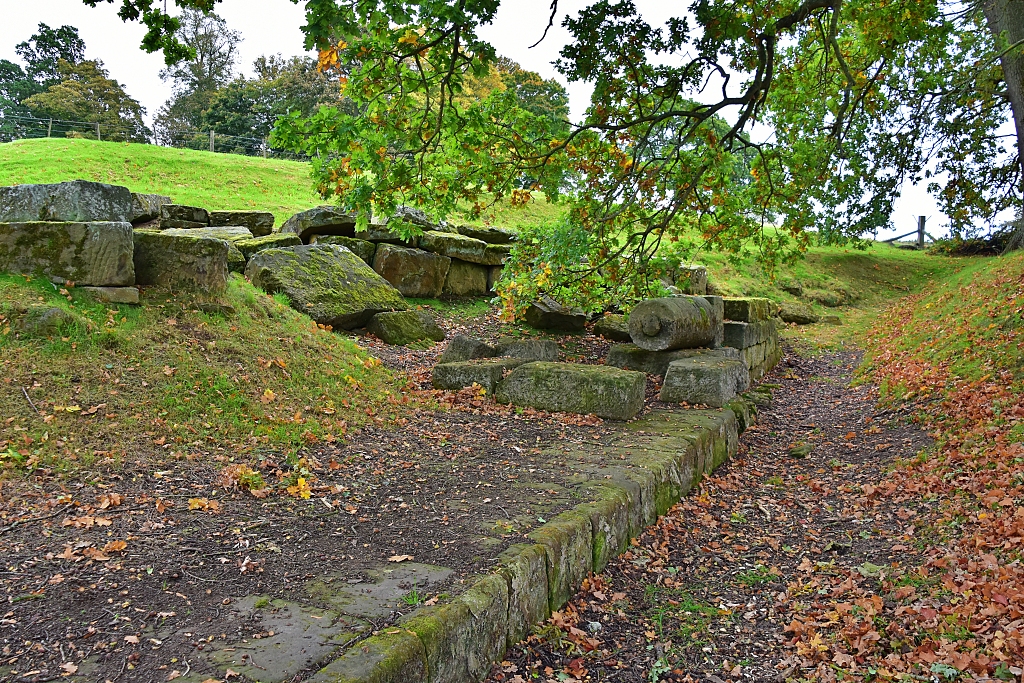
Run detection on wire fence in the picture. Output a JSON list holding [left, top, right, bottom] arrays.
[[0, 113, 309, 161]]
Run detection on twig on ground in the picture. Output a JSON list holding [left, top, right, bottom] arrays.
[[21, 386, 41, 416]]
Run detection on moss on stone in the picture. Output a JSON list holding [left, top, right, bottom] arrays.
[[494, 362, 646, 421]]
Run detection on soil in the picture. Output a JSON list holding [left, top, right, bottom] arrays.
[[485, 345, 933, 683]]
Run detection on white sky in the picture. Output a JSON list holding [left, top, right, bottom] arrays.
[[0, 0, 994, 238]]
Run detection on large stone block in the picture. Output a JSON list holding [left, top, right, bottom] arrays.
[[593, 313, 632, 342], [80, 286, 140, 305], [162, 226, 253, 242], [660, 357, 750, 408], [246, 245, 407, 329], [308, 628, 426, 683], [0, 180, 133, 223], [456, 224, 517, 244], [281, 206, 357, 242], [358, 222, 417, 246], [443, 259, 489, 296], [496, 544, 550, 648], [723, 319, 777, 349], [577, 483, 631, 573], [494, 362, 646, 420], [160, 204, 209, 225], [629, 296, 721, 351], [493, 337, 560, 361], [605, 344, 740, 377], [235, 233, 302, 260], [487, 265, 503, 293], [133, 230, 228, 293], [723, 297, 772, 322], [313, 235, 377, 264], [528, 511, 593, 612], [432, 358, 525, 394], [367, 310, 445, 345], [0, 221, 134, 286], [779, 301, 818, 324], [208, 210, 275, 236], [418, 230, 507, 266], [676, 265, 708, 295], [129, 193, 171, 224], [438, 335, 497, 364], [524, 296, 587, 332], [372, 244, 451, 298]]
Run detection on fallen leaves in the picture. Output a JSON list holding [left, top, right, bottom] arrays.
[[388, 554, 414, 563], [188, 498, 221, 512]]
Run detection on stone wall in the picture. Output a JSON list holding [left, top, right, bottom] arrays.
[[720, 297, 782, 380]]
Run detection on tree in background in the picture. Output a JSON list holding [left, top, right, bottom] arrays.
[[0, 23, 88, 141], [153, 8, 241, 146], [23, 59, 150, 142]]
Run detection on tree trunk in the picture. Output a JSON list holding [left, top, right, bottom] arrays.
[[983, 0, 1024, 205]]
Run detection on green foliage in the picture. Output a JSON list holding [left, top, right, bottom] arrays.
[[23, 59, 151, 142]]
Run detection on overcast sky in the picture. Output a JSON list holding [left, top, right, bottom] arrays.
[[0, 0, 958, 238]]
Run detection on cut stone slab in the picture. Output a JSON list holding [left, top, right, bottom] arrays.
[[660, 356, 750, 408], [594, 313, 631, 342], [80, 286, 139, 305], [306, 563, 453, 621], [496, 544, 550, 648], [162, 226, 254, 242], [388, 204, 439, 231], [0, 221, 135, 286], [208, 210, 274, 236], [723, 297, 772, 322], [235, 233, 302, 260], [676, 264, 708, 295], [367, 310, 445, 345], [528, 509, 594, 611], [723, 320, 777, 349], [246, 244, 407, 329], [705, 294, 725, 348], [133, 230, 229, 293], [432, 358, 525, 394], [456, 224, 517, 244], [0, 180, 133, 223], [280, 206, 357, 242], [438, 335, 497, 364], [495, 362, 646, 420], [524, 296, 587, 332], [779, 300, 819, 324], [159, 219, 207, 230], [313, 235, 377, 264], [308, 629, 427, 683], [606, 344, 741, 377], [357, 222, 418, 245], [493, 337, 559, 361], [129, 193, 171, 224], [443, 258, 489, 296], [160, 204, 209, 225], [419, 230, 507, 266], [629, 296, 721, 351], [372, 243, 451, 298]]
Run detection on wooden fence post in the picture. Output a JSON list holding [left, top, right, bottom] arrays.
[[209, 130, 215, 153]]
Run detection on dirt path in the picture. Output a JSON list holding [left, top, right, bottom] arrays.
[[487, 344, 932, 683]]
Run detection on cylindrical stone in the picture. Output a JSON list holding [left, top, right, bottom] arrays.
[[628, 296, 719, 351]]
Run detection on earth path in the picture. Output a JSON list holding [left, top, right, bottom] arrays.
[[486, 345, 932, 683]]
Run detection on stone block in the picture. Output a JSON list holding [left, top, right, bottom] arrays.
[[281, 206, 357, 242], [443, 259, 489, 296], [779, 301, 818, 324], [162, 226, 253, 242], [367, 310, 445, 345], [0, 180, 133, 223], [80, 286, 139, 305], [17, 306, 88, 337], [593, 313, 632, 342], [676, 265, 708, 295], [418, 230, 508, 266], [438, 335, 497, 364], [494, 362, 646, 420], [705, 294, 725, 347], [372, 244, 451, 298], [660, 357, 750, 408], [313, 235, 377, 264], [308, 629, 426, 683], [160, 204, 209, 225], [208, 210, 275, 236], [387, 205, 439, 232], [605, 344, 740, 377], [129, 193, 171, 224], [359, 222, 417, 246], [246, 245, 407, 329], [456, 224, 517, 244], [133, 230, 228, 293], [528, 510, 593, 612], [723, 320, 777, 349], [235, 234, 302, 260], [159, 219, 207, 230], [493, 337, 559, 362], [487, 266, 503, 293], [724, 395, 755, 434], [496, 544, 550, 648], [577, 483, 631, 572], [628, 296, 720, 351], [524, 296, 587, 332], [0, 221, 135, 286], [723, 297, 772, 322], [432, 358, 525, 394]]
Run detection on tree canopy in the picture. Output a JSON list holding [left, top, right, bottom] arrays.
[[88, 0, 1024, 313]]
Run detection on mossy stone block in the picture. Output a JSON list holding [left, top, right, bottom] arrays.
[[577, 483, 630, 572], [660, 356, 750, 408], [528, 509, 593, 612], [494, 362, 646, 421], [235, 233, 303, 260], [0, 180, 133, 222], [593, 313, 632, 342], [368, 310, 445, 345], [442, 259, 489, 296], [419, 230, 504, 265], [497, 544, 550, 648], [281, 206, 357, 243], [309, 629, 426, 683], [372, 244, 451, 298], [606, 344, 740, 377], [315, 235, 377, 264], [438, 335, 497, 364], [0, 221, 135, 287], [133, 229, 228, 293], [722, 297, 772, 323], [493, 337, 559, 362], [432, 358, 525, 394], [208, 210, 275, 236]]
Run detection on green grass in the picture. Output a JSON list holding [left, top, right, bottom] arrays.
[[0, 273, 407, 478], [0, 138, 323, 225]]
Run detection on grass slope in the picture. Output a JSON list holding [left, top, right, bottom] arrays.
[[0, 275, 407, 477], [0, 138, 323, 224]]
